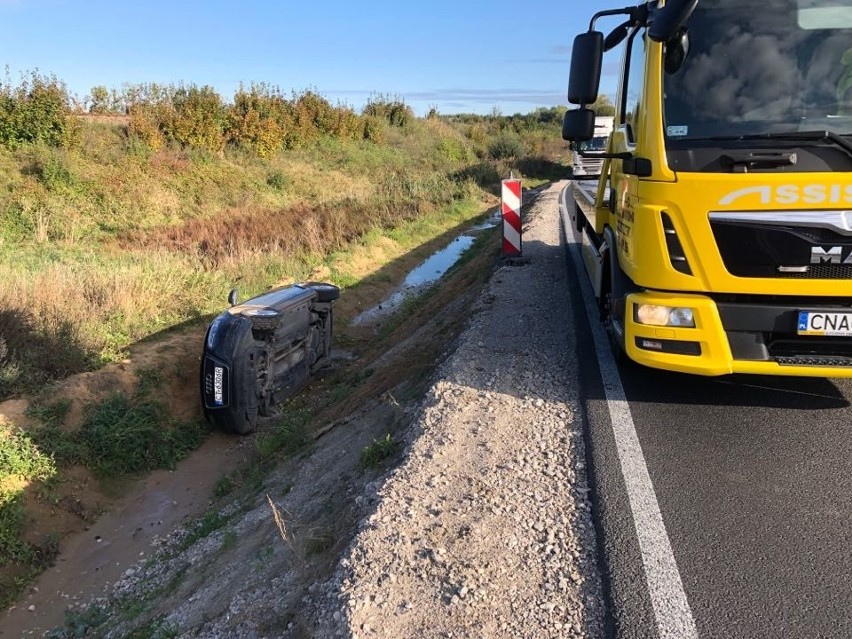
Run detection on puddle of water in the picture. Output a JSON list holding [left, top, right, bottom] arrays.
[[404, 235, 475, 287], [353, 232, 479, 326], [469, 207, 502, 232]]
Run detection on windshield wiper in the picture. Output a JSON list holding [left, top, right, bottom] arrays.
[[682, 130, 852, 160]]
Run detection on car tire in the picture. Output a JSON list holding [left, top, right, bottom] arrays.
[[301, 282, 341, 303], [245, 313, 281, 332]]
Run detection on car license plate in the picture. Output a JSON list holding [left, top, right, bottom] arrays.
[[797, 311, 852, 336], [214, 366, 224, 405]]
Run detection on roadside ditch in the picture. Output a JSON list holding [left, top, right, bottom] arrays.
[[1, 196, 514, 638]]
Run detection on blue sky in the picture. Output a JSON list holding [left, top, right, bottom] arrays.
[[0, 0, 619, 116]]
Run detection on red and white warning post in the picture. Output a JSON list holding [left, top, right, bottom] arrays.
[[501, 178, 522, 257]]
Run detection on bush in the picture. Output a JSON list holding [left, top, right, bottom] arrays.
[[28, 147, 76, 192], [361, 115, 388, 144], [227, 84, 290, 158], [128, 104, 165, 150], [165, 85, 226, 153], [266, 170, 289, 191], [363, 95, 414, 128], [0, 71, 80, 149], [289, 90, 335, 146], [487, 131, 523, 159]]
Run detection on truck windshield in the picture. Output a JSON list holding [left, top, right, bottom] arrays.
[[663, 0, 852, 140], [579, 136, 608, 151]]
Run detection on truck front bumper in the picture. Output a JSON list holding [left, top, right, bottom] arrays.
[[624, 291, 852, 377]]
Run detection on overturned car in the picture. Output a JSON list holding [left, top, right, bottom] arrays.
[[201, 282, 339, 434]]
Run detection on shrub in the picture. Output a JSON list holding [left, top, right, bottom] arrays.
[[361, 115, 388, 144], [0, 71, 81, 149], [227, 84, 290, 158], [487, 131, 523, 159], [28, 147, 76, 192], [266, 170, 289, 191], [363, 95, 414, 128], [128, 103, 166, 150], [288, 90, 335, 146], [165, 85, 226, 153], [329, 103, 362, 140]]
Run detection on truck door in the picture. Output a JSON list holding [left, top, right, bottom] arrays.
[[608, 26, 647, 274]]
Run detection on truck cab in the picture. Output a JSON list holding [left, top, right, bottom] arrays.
[[562, 0, 852, 376], [572, 116, 614, 177]]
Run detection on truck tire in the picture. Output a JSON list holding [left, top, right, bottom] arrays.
[[301, 282, 340, 303], [601, 229, 629, 364], [601, 269, 626, 364]]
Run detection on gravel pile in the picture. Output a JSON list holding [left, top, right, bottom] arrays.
[[315, 181, 605, 638]]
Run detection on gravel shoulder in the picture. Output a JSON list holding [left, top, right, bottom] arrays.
[[317, 181, 605, 638]]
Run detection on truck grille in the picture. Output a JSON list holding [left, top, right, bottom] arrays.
[[577, 160, 603, 174], [709, 215, 852, 279], [776, 265, 852, 279]]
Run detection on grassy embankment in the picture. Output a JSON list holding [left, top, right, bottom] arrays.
[[0, 74, 568, 607]]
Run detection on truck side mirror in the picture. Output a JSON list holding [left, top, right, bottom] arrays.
[[568, 32, 603, 105], [603, 20, 631, 52], [664, 29, 690, 74], [648, 0, 698, 43], [562, 108, 596, 142]]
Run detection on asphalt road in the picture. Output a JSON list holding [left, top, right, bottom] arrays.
[[559, 185, 852, 639]]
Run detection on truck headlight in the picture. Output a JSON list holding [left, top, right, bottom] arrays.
[[635, 304, 695, 328]]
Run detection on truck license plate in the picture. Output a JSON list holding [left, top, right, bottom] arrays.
[[797, 311, 852, 336]]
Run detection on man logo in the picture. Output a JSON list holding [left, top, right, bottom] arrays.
[[812, 246, 852, 264]]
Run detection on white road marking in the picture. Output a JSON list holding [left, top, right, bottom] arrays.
[[560, 185, 699, 639]]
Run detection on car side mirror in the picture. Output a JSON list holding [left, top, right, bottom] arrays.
[[228, 289, 239, 306]]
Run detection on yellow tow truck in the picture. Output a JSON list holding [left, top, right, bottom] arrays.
[[561, 0, 852, 376]]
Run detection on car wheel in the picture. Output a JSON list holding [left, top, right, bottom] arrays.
[[241, 310, 281, 332], [301, 282, 341, 303]]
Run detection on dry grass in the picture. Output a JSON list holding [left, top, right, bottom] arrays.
[[267, 494, 305, 568]]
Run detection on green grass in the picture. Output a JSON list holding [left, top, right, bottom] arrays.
[[212, 475, 234, 498], [29, 393, 209, 478], [24, 397, 71, 426], [255, 409, 312, 459], [0, 420, 59, 606], [359, 434, 398, 470]]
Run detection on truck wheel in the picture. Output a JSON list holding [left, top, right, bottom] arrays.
[[301, 282, 340, 303], [602, 284, 626, 364], [601, 253, 627, 365]]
